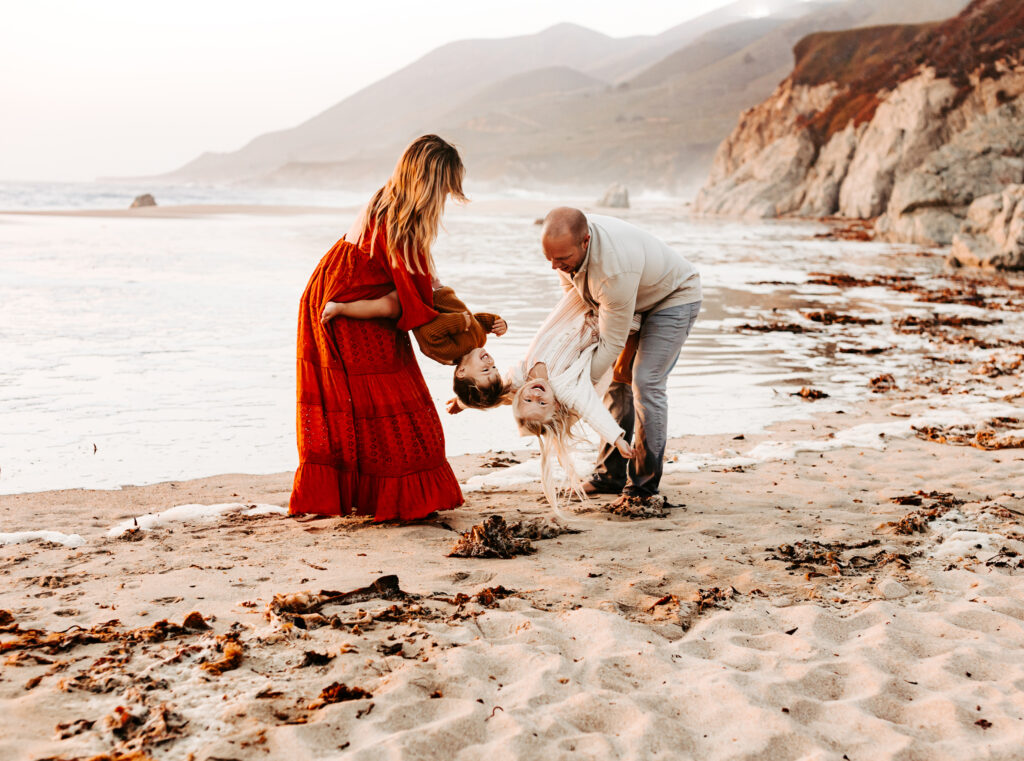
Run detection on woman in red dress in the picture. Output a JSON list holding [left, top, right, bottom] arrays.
[[290, 135, 466, 521]]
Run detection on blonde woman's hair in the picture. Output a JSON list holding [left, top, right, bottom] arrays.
[[516, 402, 586, 510], [359, 134, 467, 275]]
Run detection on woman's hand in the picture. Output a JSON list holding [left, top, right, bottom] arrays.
[[491, 318, 508, 336], [615, 436, 635, 459], [446, 397, 464, 415]]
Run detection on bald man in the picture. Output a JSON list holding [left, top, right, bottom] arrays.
[[541, 207, 701, 503]]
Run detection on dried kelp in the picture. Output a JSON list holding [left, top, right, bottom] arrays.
[[914, 418, 1024, 450], [806, 272, 915, 289], [695, 587, 737, 613], [448, 515, 536, 558], [481, 455, 520, 468], [803, 310, 881, 326], [769, 539, 911, 576], [1, 616, 210, 655], [972, 354, 1023, 378], [298, 650, 334, 667], [736, 322, 812, 333], [812, 219, 874, 241], [985, 548, 1024, 570], [507, 518, 581, 540], [869, 373, 898, 392], [308, 682, 372, 709], [199, 637, 242, 676], [793, 387, 829, 400], [269, 575, 411, 618], [108, 703, 187, 753], [440, 585, 517, 609], [805, 271, 1024, 311], [606, 494, 667, 519]]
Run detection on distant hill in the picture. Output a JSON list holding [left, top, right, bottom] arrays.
[[160, 0, 971, 194]]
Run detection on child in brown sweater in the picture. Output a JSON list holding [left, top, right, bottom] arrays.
[[321, 286, 510, 408]]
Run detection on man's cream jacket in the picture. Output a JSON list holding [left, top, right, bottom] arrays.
[[561, 214, 702, 383]]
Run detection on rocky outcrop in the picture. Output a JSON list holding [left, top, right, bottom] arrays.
[[948, 185, 1024, 270], [597, 183, 630, 208], [130, 194, 157, 208], [697, 0, 1024, 246]]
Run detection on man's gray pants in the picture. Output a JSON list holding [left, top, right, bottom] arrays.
[[590, 301, 701, 498]]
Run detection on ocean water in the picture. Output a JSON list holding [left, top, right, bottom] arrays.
[[0, 184, 935, 494]]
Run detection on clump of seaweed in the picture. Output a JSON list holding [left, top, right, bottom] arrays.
[[0, 615, 213, 656], [448, 515, 536, 558], [769, 538, 912, 576], [869, 373, 898, 392], [793, 387, 829, 400], [308, 682, 372, 710], [606, 494, 667, 519], [736, 322, 813, 334], [914, 419, 1024, 450], [507, 518, 580, 540], [803, 311, 881, 326]]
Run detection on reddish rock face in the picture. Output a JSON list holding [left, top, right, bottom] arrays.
[[697, 0, 1024, 249]]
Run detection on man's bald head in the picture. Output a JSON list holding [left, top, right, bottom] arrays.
[[541, 207, 590, 274]]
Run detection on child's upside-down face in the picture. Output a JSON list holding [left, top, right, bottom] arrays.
[[514, 378, 556, 424], [456, 348, 500, 385]]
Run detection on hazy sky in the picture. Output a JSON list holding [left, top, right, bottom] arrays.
[[0, 1, 750, 182]]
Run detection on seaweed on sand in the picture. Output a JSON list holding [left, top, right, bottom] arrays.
[[793, 387, 829, 400], [607, 495, 667, 519], [803, 311, 881, 326], [0, 614, 211, 655], [914, 418, 1024, 450], [769, 539, 912, 575], [736, 322, 812, 334], [448, 515, 535, 558], [308, 682, 372, 709]]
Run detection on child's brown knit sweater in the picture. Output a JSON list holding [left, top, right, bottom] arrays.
[[413, 286, 501, 364]]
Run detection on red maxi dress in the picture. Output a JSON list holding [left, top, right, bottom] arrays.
[[289, 225, 464, 521]]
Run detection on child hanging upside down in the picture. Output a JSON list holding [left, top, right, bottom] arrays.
[[320, 283, 510, 410]]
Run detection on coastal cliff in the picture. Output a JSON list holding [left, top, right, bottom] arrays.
[[696, 0, 1024, 257]]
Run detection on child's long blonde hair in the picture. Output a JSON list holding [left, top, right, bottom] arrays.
[[517, 402, 586, 510], [359, 134, 467, 275]]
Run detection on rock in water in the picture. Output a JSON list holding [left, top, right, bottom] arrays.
[[597, 183, 630, 209], [948, 185, 1024, 271], [130, 193, 157, 208]]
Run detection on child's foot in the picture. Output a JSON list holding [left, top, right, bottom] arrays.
[[320, 301, 349, 325]]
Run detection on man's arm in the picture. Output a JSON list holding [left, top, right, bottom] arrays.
[[591, 273, 640, 384]]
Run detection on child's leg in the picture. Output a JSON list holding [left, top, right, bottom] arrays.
[[322, 291, 400, 323]]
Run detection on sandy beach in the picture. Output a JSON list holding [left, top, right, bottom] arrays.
[[3, 249, 1024, 760]]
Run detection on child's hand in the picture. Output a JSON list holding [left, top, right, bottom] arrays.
[[615, 436, 635, 459], [320, 301, 345, 325], [492, 318, 508, 336], [446, 397, 464, 415]]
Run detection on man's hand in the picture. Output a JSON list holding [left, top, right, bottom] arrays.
[[491, 318, 507, 336], [446, 397, 464, 415], [615, 436, 635, 459]]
